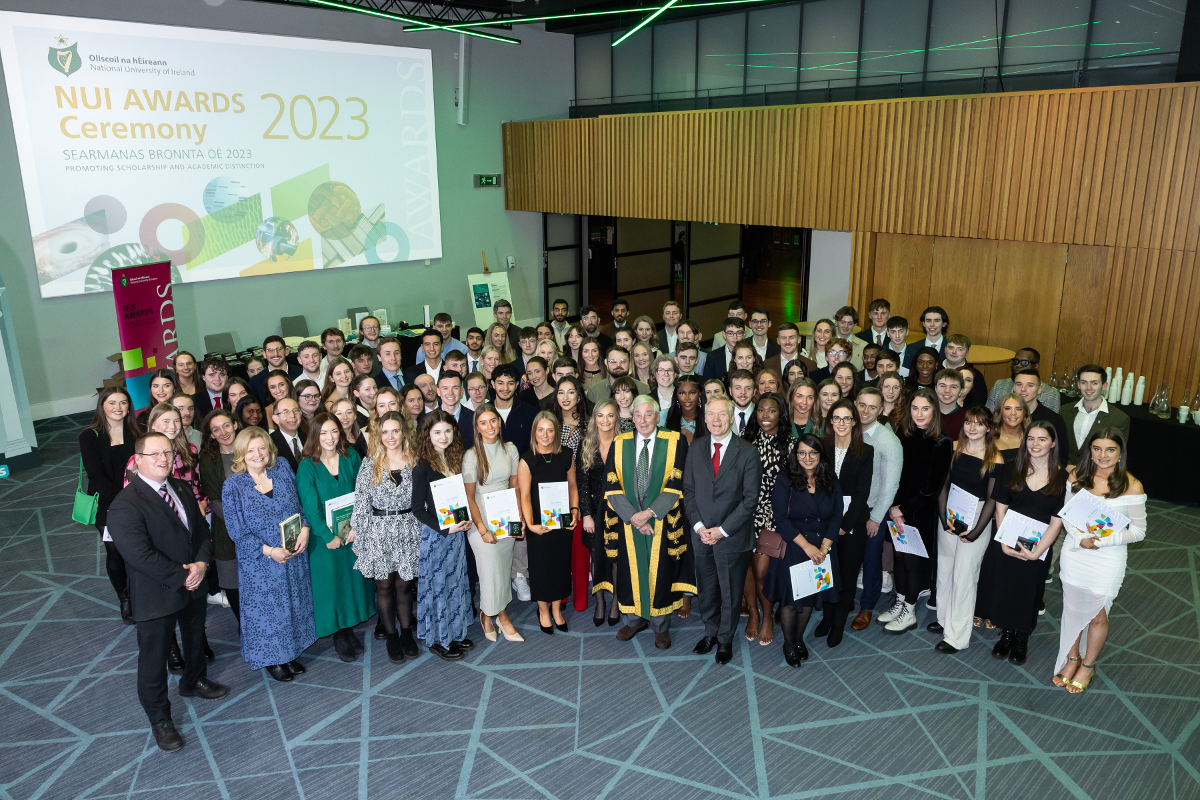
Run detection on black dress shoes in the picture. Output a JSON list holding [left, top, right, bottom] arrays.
[[429, 643, 464, 661], [151, 721, 184, 752], [179, 677, 230, 700], [399, 628, 419, 658], [827, 626, 845, 648], [1008, 632, 1029, 666], [386, 632, 405, 664], [286, 660, 306, 675], [167, 638, 185, 675], [119, 594, 134, 625], [813, 615, 832, 638], [797, 640, 809, 661], [783, 645, 802, 668], [456, 638, 475, 651], [935, 641, 959, 654], [266, 663, 294, 682], [374, 620, 387, 640], [554, 620, 569, 633], [992, 629, 1014, 659], [693, 636, 718, 655], [715, 643, 733, 665], [927, 621, 944, 633]]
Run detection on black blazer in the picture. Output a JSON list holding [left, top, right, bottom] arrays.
[[192, 389, 223, 423], [500, 399, 538, 456], [270, 427, 306, 474], [836, 442, 875, 533], [105, 476, 212, 622], [701, 348, 732, 381], [375, 370, 404, 391], [657, 328, 673, 354], [79, 428, 136, 530], [250, 362, 302, 403], [446, 405, 475, 449]]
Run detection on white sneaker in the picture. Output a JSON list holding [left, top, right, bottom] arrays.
[[878, 594, 907, 624], [512, 574, 531, 602], [883, 603, 917, 634], [207, 590, 229, 607], [881, 572, 894, 594], [856, 567, 864, 590]]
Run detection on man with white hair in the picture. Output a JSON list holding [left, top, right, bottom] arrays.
[[599, 395, 694, 649]]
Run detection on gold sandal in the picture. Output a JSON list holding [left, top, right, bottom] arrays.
[[1065, 663, 1096, 694], [973, 616, 982, 627], [983, 619, 996, 630], [1053, 655, 1080, 687]]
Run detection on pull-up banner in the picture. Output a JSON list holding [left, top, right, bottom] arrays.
[[112, 261, 175, 411]]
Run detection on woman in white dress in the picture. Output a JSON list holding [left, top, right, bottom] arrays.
[[462, 404, 525, 643], [1053, 427, 1146, 693]]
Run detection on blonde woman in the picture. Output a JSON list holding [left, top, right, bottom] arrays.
[[484, 322, 516, 364], [478, 345, 503, 382], [221, 427, 316, 682], [535, 338, 560, 366], [349, 411, 423, 664], [578, 400, 622, 626], [993, 393, 1030, 462], [808, 318, 835, 368], [630, 341, 655, 384]]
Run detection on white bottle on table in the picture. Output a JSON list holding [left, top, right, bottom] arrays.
[[1133, 376, 1146, 406], [1120, 373, 1135, 405]]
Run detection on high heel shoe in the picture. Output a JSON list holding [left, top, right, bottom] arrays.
[[481, 612, 498, 642], [554, 618, 569, 632], [608, 614, 620, 627], [501, 625, 524, 642]]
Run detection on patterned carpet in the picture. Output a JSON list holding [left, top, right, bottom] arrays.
[[2, 413, 1198, 800]]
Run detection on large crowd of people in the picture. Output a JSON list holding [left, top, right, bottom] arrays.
[[81, 298, 1147, 753]]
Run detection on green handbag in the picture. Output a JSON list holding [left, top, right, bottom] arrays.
[[72, 455, 99, 526]]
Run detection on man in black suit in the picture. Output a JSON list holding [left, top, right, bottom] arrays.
[[701, 317, 747, 382], [106, 432, 229, 752], [404, 330, 444, 386], [269, 397, 306, 473], [657, 300, 682, 354], [437, 371, 474, 448], [579, 305, 613, 351], [682, 395, 763, 664], [1013, 369, 1069, 449], [250, 335, 301, 402], [192, 355, 229, 421], [746, 307, 781, 362], [491, 364, 536, 455]]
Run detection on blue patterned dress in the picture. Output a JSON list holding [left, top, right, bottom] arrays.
[[412, 462, 473, 647], [222, 463, 318, 669]]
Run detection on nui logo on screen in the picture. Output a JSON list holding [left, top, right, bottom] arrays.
[[48, 34, 81, 77]]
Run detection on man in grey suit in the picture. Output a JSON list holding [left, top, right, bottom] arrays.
[[683, 395, 763, 664]]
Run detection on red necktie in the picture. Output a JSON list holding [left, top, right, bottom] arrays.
[[213, 396, 221, 409], [712, 442, 722, 478]]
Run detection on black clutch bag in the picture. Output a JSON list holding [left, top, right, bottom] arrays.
[[558, 512, 574, 530], [452, 507, 469, 523], [508, 521, 524, 539], [1016, 536, 1038, 552]]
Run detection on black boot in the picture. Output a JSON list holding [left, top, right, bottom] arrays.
[[399, 628, 419, 658], [333, 630, 355, 663], [167, 636, 185, 674], [1008, 630, 1029, 666], [992, 629, 1014, 660], [119, 593, 134, 625], [347, 628, 364, 655], [386, 632, 405, 664], [374, 620, 387, 640]]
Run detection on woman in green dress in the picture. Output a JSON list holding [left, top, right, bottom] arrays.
[[296, 412, 376, 662]]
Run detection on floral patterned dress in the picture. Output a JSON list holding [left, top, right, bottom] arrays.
[[348, 458, 422, 580], [752, 432, 789, 532]]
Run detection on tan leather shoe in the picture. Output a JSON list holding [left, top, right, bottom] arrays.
[[654, 632, 672, 649], [851, 609, 872, 630], [616, 621, 648, 641]]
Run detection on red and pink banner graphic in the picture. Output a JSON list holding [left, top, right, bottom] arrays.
[[111, 261, 177, 411]]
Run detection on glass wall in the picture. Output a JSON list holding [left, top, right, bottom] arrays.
[[573, 0, 1185, 111]]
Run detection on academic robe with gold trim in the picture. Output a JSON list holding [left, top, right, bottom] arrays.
[[595, 429, 696, 617]]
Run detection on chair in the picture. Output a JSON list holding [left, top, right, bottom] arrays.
[[280, 315, 308, 338], [204, 332, 236, 355], [346, 307, 369, 325]]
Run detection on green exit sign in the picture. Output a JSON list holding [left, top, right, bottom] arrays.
[[474, 174, 502, 187]]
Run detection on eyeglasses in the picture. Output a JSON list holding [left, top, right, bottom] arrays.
[[299, 393, 320, 401], [264, 346, 285, 355], [1010, 358, 1033, 366], [796, 451, 820, 460], [830, 415, 855, 423], [137, 450, 172, 459], [277, 409, 300, 417], [362, 325, 380, 333]]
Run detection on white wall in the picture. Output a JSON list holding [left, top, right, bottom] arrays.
[[0, 0, 574, 418], [808, 229, 852, 321]]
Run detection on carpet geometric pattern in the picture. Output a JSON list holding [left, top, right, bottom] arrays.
[[2, 413, 1198, 799]]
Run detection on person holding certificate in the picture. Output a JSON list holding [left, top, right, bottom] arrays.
[[1053, 428, 1146, 693], [462, 404, 524, 643], [296, 413, 375, 663], [411, 412, 476, 660], [221, 428, 317, 682], [763, 434, 841, 667], [517, 411, 580, 634], [975, 420, 1067, 666], [348, 412, 422, 664], [880, 389, 952, 634], [932, 406, 1003, 653]]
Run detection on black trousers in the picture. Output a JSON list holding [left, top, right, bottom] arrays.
[[135, 593, 208, 725], [824, 528, 867, 630], [691, 533, 751, 644]]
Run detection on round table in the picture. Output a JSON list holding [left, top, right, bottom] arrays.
[[964, 345, 1014, 365]]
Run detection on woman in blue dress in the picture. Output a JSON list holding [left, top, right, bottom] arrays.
[[763, 433, 841, 668], [412, 410, 475, 660], [222, 427, 317, 682]]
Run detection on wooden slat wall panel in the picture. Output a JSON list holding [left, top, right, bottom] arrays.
[[1054, 245, 1112, 380], [849, 231, 876, 315], [871, 234, 933, 326], [987, 242, 1068, 384], [929, 237, 997, 348]]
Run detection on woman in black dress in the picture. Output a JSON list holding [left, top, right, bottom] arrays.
[[79, 387, 140, 623], [976, 420, 1067, 665], [742, 392, 791, 646], [880, 388, 953, 634], [578, 400, 621, 626], [814, 400, 875, 647], [517, 411, 580, 634], [764, 434, 841, 667]]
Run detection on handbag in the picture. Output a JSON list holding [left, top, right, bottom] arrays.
[[71, 456, 99, 526], [754, 527, 786, 559]]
